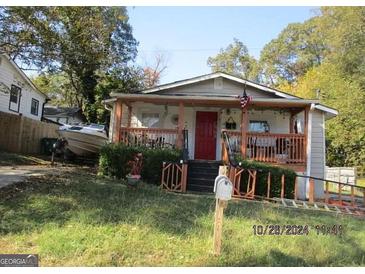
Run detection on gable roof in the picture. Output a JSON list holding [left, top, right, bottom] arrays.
[[0, 53, 48, 99], [140, 72, 299, 100]]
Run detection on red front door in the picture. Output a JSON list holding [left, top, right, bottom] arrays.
[[194, 111, 218, 160]]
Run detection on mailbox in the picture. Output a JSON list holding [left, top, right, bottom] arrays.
[[214, 175, 233, 201]]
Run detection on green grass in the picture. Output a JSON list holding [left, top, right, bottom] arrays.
[[0, 168, 364, 266], [0, 151, 50, 166]]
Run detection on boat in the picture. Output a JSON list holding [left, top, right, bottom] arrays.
[[57, 124, 109, 156]]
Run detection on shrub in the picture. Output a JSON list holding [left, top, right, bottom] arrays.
[[235, 157, 297, 199], [98, 143, 182, 185]]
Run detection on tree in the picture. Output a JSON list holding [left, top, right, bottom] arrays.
[[0, 7, 138, 122], [32, 73, 83, 108], [95, 66, 145, 124], [143, 52, 168, 88], [259, 17, 327, 86], [287, 63, 365, 166], [207, 38, 259, 81], [319, 7, 365, 87]]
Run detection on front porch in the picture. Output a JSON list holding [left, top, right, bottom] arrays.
[[110, 94, 309, 172]]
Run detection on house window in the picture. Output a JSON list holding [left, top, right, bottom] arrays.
[[141, 113, 160, 128], [10, 85, 21, 104], [249, 120, 270, 133], [30, 98, 39, 116]]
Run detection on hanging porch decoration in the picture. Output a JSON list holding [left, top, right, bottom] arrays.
[[238, 84, 252, 109]]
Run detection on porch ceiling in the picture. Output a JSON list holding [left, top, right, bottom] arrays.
[[107, 93, 318, 108]]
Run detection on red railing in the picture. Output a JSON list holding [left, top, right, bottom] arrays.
[[120, 127, 179, 148], [225, 130, 306, 164]]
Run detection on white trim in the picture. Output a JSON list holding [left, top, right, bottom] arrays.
[[110, 92, 319, 105], [322, 113, 326, 171], [102, 97, 117, 107], [140, 72, 298, 99], [305, 104, 314, 198], [314, 104, 338, 117], [1, 54, 48, 99]]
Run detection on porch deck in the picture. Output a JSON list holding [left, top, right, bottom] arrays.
[[117, 127, 306, 171]]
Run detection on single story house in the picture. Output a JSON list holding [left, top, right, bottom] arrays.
[[0, 53, 48, 120], [43, 106, 86, 125], [104, 72, 338, 198]]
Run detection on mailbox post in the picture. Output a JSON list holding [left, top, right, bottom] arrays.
[[213, 174, 233, 255]]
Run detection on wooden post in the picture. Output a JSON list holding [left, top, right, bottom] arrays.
[[177, 102, 184, 149], [294, 176, 298, 200], [325, 181, 329, 204], [181, 163, 188, 192], [281, 174, 285, 199], [304, 106, 309, 164], [350, 186, 355, 207], [113, 99, 123, 143], [161, 162, 166, 188], [213, 166, 229, 256], [267, 172, 271, 199], [338, 183, 342, 204], [213, 199, 227, 256], [241, 108, 248, 158], [221, 137, 229, 164], [308, 178, 315, 203]]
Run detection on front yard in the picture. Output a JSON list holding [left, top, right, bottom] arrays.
[[0, 162, 364, 266]]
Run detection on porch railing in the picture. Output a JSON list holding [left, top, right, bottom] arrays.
[[225, 130, 306, 164], [120, 127, 179, 148]]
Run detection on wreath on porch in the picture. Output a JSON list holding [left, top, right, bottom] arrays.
[[171, 114, 179, 126]]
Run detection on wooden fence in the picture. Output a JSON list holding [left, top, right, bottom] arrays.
[[0, 111, 59, 154]]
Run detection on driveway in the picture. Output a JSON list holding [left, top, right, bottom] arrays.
[[0, 165, 61, 188]]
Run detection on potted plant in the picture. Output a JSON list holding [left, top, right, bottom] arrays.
[[126, 153, 143, 187]]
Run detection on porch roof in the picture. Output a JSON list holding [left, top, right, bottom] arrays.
[[104, 93, 337, 118]]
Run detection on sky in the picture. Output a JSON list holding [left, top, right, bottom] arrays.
[[127, 6, 318, 84]]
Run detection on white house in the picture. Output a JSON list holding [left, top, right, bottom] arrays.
[[0, 53, 48, 121], [104, 72, 338, 198]]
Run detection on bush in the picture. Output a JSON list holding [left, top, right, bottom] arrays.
[[98, 143, 182, 185], [235, 157, 297, 199]]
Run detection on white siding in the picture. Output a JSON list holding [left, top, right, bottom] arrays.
[[0, 56, 46, 121], [309, 109, 326, 198], [310, 110, 325, 178]]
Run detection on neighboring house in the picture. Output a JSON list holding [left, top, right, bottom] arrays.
[[0, 53, 48, 120], [43, 106, 86, 125], [104, 72, 338, 197]]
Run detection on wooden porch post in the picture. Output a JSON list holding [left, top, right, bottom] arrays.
[[241, 108, 248, 158], [304, 106, 310, 164], [113, 99, 123, 143], [177, 102, 185, 149]]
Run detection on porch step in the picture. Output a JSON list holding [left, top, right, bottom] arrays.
[[187, 160, 221, 193]]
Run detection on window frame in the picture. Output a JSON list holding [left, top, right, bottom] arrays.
[[30, 98, 39, 116], [8, 85, 21, 112], [141, 112, 161, 128], [249, 120, 270, 133]]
